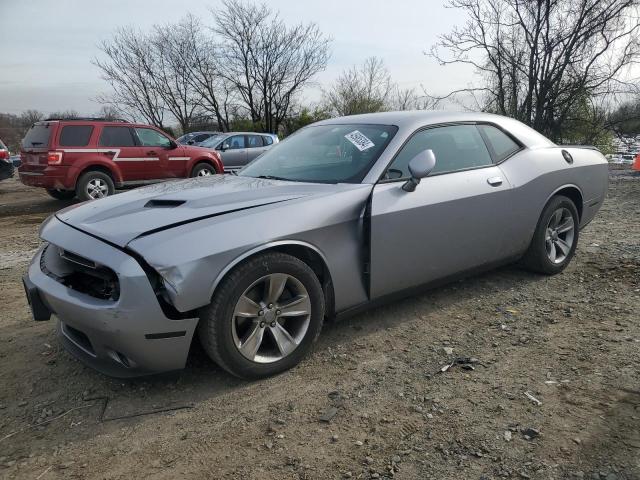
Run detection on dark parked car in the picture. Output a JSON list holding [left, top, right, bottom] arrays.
[[199, 132, 279, 171], [0, 139, 14, 181], [18, 118, 224, 201], [176, 131, 219, 146]]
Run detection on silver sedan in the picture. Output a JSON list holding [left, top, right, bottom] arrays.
[[23, 111, 608, 379]]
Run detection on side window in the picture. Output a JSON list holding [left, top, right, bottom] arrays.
[[385, 125, 493, 179], [193, 134, 209, 143], [247, 135, 264, 148], [135, 128, 172, 147], [478, 125, 521, 162], [59, 125, 93, 147], [226, 135, 246, 149], [262, 135, 273, 146], [99, 126, 136, 147]]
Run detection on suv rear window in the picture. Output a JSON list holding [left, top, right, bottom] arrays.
[[21, 124, 53, 150], [59, 125, 94, 147], [99, 126, 137, 147]]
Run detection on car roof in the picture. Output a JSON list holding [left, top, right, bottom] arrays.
[[218, 132, 275, 136], [313, 110, 554, 148]]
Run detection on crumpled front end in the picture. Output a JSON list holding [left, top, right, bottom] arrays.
[[25, 216, 198, 377]]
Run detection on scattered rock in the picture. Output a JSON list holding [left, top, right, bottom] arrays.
[[521, 427, 540, 440], [319, 406, 338, 423], [504, 431, 512, 442], [355, 440, 364, 446], [443, 347, 454, 355]]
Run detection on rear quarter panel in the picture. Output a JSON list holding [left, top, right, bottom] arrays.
[[498, 146, 608, 256]]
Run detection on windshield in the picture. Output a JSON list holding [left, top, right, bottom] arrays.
[[200, 134, 227, 148], [238, 124, 397, 183]]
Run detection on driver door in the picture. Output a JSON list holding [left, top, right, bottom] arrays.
[[369, 124, 513, 299], [218, 135, 248, 171], [133, 127, 174, 180]]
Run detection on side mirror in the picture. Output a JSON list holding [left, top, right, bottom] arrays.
[[168, 140, 178, 149], [187, 140, 195, 145], [402, 149, 436, 192]]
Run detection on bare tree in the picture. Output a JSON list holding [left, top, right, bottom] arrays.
[[94, 28, 166, 128], [215, 0, 331, 133], [150, 22, 203, 133], [48, 110, 80, 119], [95, 105, 122, 121], [430, 0, 640, 141], [178, 15, 234, 131], [20, 110, 44, 126], [323, 57, 394, 116]]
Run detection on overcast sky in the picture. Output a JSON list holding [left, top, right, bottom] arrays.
[[0, 0, 472, 116]]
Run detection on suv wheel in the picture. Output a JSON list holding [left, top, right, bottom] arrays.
[[46, 189, 75, 200], [76, 171, 115, 201], [191, 162, 216, 177], [198, 252, 325, 379]]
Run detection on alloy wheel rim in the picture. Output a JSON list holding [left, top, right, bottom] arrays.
[[198, 168, 212, 176], [231, 273, 311, 363], [86, 178, 108, 199], [545, 207, 575, 264]]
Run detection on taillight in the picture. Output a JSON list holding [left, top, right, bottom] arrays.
[[0, 150, 8, 160], [47, 151, 63, 165]]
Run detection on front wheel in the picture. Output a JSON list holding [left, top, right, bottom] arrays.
[[190, 162, 216, 177], [521, 195, 579, 275], [198, 252, 325, 379]]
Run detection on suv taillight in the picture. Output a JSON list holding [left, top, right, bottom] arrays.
[[0, 150, 8, 160], [47, 151, 63, 165]]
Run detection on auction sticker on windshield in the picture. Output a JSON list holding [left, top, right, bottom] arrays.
[[345, 130, 375, 151]]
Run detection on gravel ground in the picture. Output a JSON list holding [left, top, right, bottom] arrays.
[[0, 169, 638, 480]]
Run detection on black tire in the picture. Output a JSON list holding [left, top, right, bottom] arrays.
[[75, 171, 115, 202], [198, 252, 325, 379], [46, 189, 76, 200], [521, 195, 579, 275], [190, 162, 216, 177]]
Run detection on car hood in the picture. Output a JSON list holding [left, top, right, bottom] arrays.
[[55, 175, 347, 247]]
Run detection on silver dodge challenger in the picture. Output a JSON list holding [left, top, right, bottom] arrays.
[[23, 111, 608, 379]]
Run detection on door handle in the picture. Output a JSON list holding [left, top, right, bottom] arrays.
[[146, 150, 158, 156], [487, 176, 503, 186]]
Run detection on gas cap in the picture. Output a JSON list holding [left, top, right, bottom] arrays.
[[561, 149, 573, 164]]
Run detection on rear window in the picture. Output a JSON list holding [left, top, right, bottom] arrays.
[[478, 125, 521, 162], [59, 125, 94, 147], [263, 135, 273, 145], [99, 126, 136, 147], [21, 124, 53, 149], [248, 135, 264, 147]]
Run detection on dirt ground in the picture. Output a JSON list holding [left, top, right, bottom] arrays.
[[0, 169, 638, 480]]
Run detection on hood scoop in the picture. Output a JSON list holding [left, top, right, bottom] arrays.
[[144, 199, 186, 208]]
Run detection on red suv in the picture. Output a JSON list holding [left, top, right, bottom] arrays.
[[19, 118, 224, 201]]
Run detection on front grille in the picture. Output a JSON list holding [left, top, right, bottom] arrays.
[[41, 244, 120, 301]]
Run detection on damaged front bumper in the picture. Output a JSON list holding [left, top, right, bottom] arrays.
[[25, 217, 199, 377]]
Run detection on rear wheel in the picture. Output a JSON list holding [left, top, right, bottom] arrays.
[[46, 189, 75, 200], [198, 252, 324, 379], [190, 162, 216, 177], [521, 195, 579, 275], [75, 171, 115, 201]]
